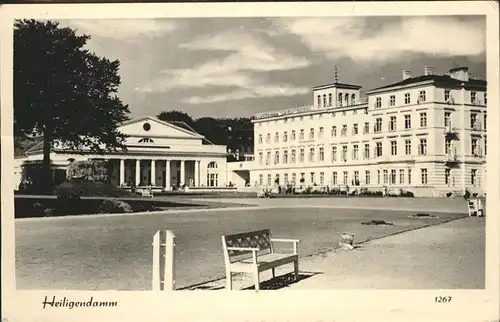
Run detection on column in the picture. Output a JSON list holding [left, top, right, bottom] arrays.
[[194, 160, 199, 187], [135, 159, 141, 185], [165, 160, 171, 190], [180, 160, 185, 186], [119, 159, 125, 186], [151, 159, 156, 186]]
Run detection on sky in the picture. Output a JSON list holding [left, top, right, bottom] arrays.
[[60, 16, 486, 119]]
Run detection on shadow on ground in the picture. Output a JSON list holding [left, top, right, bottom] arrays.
[[188, 271, 322, 291]]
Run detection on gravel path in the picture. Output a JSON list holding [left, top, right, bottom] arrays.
[[193, 216, 485, 290], [16, 199, 468, 290]]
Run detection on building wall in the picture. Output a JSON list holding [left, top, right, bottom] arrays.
[[250, 70, 487, 197]]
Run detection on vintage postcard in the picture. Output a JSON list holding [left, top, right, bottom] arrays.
[[1, 2, 499, 322]]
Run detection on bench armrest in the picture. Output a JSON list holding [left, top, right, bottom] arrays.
[[270, 238, 301, 243], [270, 238, 300, 255]]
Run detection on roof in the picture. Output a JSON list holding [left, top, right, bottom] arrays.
[[368, 74, 486, 93], [313, 82, 363, 90]]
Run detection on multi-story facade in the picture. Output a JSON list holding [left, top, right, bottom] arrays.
[[251, 66, 487, 197]]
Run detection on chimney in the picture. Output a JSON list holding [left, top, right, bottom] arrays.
[[449, 67, 469, 82], [424, 66, 434, 76], [402, 70, 411, 80]]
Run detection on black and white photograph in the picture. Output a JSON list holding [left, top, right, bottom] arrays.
[[1, 2, 499, 322]]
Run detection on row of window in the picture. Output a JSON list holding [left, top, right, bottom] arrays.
[[257, 135, 486, 165], [258, 168, 480, 187], [258, 139, 429, 165], [374, 90, 487, 108], [257, 111, 486, 145], [257, 113, 428, 144], [317, 92, 357, 108]]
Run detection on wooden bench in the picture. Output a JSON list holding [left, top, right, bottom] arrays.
[[141, 188, 153, 198], [221, 229, 300, 291]]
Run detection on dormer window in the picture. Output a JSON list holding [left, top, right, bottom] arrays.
[[138, 137, 154, 143]]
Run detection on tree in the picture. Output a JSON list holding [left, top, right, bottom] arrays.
[[194, 117, 227, 145], [14, 19, 130, 192], [157, 110, 195, 128]]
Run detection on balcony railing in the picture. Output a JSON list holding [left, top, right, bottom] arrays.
[[253, 98, 368, 120], [445, 150, 459, 163], [444, 123, 458, 135]]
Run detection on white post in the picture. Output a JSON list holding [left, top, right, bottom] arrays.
[[165, 160, 171, 191], [152, 231, 161, 291], [180, 160, 185, 186], [194, 160, 199, 187], [119, 159, 125, 186], [152, 230, 176, 291], [135, 159, 141, 186], [165, 230, 176, 290], [151, 159, 156, 186]]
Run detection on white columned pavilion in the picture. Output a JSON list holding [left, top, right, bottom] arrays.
[[14, 116, 229, 191]]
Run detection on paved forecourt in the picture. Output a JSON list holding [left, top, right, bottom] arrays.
[[15, 197, 471, 290]]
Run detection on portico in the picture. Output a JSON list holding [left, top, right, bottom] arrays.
[[107, 158, 202, 190]]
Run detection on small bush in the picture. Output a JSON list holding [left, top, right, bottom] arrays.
[[55, 194, 82, 215], [446, 192, 453, 198], [98, 198, 133, 214], [401, 191, 414, 197]]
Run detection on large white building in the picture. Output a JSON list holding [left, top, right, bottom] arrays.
[[250, 66, 487, 197], [14, 116, 229, 191]]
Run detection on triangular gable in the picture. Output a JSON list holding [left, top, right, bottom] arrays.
[[118, 116, 204, 139]]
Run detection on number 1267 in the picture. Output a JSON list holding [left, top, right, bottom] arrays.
[[435, 296, 452, 303]]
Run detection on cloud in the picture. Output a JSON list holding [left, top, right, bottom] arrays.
[[136, 30, 311, 103], [65, 19, 178, 41], [183, 84, 310, 104], [273, 16, 485, 63]]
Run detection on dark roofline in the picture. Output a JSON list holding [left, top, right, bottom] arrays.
[[313, 82, 362, 90], [449, 67, 469, 73]]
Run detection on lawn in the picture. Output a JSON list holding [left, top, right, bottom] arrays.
[[15, 206, 467, 290]]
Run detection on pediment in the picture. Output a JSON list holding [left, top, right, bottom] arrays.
[[118, 116, 203, 139]]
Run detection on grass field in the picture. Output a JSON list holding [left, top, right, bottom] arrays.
[[15, 203, 467, 290]]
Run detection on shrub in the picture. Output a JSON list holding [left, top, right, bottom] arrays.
[[56, 194, 82, 215], [446, 192, 453, 198], [98, 198, 133, 214], [66, 160, 110, 182], [401, 191, 414, 197]]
